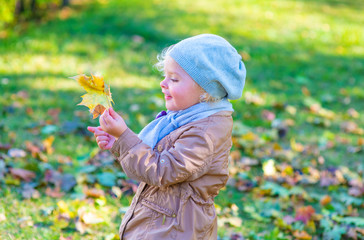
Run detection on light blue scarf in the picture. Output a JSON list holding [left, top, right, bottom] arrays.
[[138, 99, 233, 149]]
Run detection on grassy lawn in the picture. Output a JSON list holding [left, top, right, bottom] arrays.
[[0, 0, 363, 239]]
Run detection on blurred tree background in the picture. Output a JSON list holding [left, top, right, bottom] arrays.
[[1, 0, 70, 30], [0, 0, 363, 239]]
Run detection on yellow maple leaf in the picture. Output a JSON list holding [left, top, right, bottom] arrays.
[[293, 230, 312, 240], [71, 74, 114, 119]]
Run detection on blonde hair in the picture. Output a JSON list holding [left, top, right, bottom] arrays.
[[155, 46, 221, 103]]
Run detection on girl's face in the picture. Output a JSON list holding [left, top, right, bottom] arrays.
[[160, 56, 203, 111]]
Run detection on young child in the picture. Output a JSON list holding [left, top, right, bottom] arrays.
[[88, 34, 246, 240]]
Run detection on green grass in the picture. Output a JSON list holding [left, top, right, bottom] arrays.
[[0, 0, 363, 239]]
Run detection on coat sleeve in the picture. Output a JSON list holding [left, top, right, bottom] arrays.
[[110, 127, 215, 187]]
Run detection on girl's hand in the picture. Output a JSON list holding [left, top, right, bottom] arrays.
[[99, 108, 127, 138], [87, 126, 116, 150]]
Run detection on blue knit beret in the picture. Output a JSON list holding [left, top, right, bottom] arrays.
[[168, 34, 246, 100]]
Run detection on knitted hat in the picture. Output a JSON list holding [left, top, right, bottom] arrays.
[[168, 34, 246, 100]]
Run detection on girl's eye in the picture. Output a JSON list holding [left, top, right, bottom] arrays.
[[171, 79, 178, 82]]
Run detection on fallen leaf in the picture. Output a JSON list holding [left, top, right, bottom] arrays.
[[111, 186, 122, 199], [57, 200, 77, 218], [320, 170, 338, 187], [59, 235, 73, 240], [105, 234, 119, 240], [347, 227, 357, 239], [120, 179, 139, 195], [261, 110, 275, 121], [291, 139, 305, 152], [132, 35, 145, 43], [341, 121, 364, 135], [295, 205, 315, 224], [301, 87, 311, 96], [75, 220, 87, 234], [244, 91, 265, 105], [349, 179, 363, 188], [81, 211, 104, 224], [8, 148, 26, 158], [229, 150, 241, 163], [219, 216, 243, 227], [54, 213, 70, 229], [230, 233, 244, 240], [263, 159, 277, 177], [4, 175, 21, 185], [240, 51, 251, 61], [42, 135, 55, 154], [48, 108, 61, 123], [41, 125, 59, 134], [356, 228, 364, 235], [22, 184, 40, 199], [56, 155, 72, 164], [240, 157, 259, 166], [285, 105, 297, 115], [349, 187, 364, 197], [61, 174, 77, 192], [96, 172, 116, 187], [320, 195, 332, 206], [16, 90, 29, 99], [26, 107, 34, 116], [293, 230, 312, 240], [10, 168, 36, 182], [46, 187, 65, 198], [283, 215, 295, 225], [84, 187, 105, 198], [44, 169, 63, 187], [17, 216, 33, 228], [0, 160, 6, 180], [273, 142, 282, 151], [347, 108, 360, 119], [25, 141, 41, 158], [0, 143, 11, 151]]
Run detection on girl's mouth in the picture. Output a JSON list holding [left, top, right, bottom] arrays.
[[162, 91, 172, 100]]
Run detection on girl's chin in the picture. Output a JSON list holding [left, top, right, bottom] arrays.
[[165, 104, 178, 111]]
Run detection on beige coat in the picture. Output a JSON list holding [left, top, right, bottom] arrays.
[[110, 111, 233, 240]]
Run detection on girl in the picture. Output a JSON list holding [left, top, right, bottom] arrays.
[[88, 34, 246, 240]]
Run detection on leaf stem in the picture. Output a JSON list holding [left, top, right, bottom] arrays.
[[105, 82, 112, 109], [106, 95, 111, 108]]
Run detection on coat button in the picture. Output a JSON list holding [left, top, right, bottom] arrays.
[[157, 145, 163, 152], [160, 159, 165, 164], [172, 214, 176, 218]]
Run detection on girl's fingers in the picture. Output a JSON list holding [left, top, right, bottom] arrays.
[[104, 110, 112, 125], [99, 142, 108, 150], [100, 114, 108, 128], [104, 138, 115, 150], [96, 136, 109, 142], [88, 125, 113, 150], [94, 129, 108, 137], [87, 126, 97, 133], [108, 107, 120, 120]]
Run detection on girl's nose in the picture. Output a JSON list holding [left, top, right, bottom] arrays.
[[160, 78, 168, 89]]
